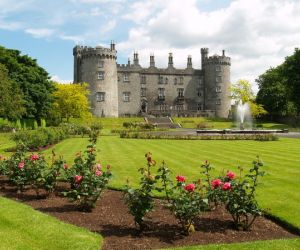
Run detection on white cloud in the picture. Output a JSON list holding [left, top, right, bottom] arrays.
[[101, 20, 116, 33], [60, 34, 84, 44], [51, 75, 73, 84], [118, 0, 300, 88], [25, 28, 55, 38]]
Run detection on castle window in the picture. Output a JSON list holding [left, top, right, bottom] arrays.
[[216, 99, 221, 105], [165, 77, 168, 84], [179, 76, 184, 85], [158, 76, 164, 84], [123, 73, 129, 82], [158, 88, 165, 100], [177, 88, 184, 97], [198, 78, 203, 86], [159, 104, 167, 111], [97, 71, 104, 80], [174, 78, 177, 85], [123, 92, 130, 102], [216, 86, 222, 93], [98, 60, 104, 68], [216, 76, 222, 83], [96, 92, 105, 102], [140, 75, 146, 84], [141, 88, 146, 97], [215, 65, 221, 72]]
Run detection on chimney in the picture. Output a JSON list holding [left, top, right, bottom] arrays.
[[187, 55, 192, 68], [133, 52, 139, 65], [168, 53, 173, 67], [127, 58, 131, 66], [222, 50, 225, 56], [110, 41, 115, 51], [201, 48, 209, 69], [150, 54, 155, 67]]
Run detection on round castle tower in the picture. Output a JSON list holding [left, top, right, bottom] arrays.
[[201, 48, 231, 118], [73, 44, 118, 117]]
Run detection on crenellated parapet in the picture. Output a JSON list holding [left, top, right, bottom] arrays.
[[73, 45, 117, 60], [204, 55, 231, 66]]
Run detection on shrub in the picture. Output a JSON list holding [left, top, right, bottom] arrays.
[[205, 158, 265, 231], [196, 122, 213, 129], [63, 135, 111, 211], [124, 152, 157, 230]]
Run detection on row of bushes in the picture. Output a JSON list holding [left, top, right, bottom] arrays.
[[11, 127, 70, 150], [124, 153, 265, 234], [0, 134, 111, 211], [0, 118, 47, 132], [119, 131, 279, 141]]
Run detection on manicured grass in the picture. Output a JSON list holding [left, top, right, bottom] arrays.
[[0, 132, 14, 155], [37, 136, 300, 229], [169, 238, 300, 250], [0, 196, 102, 250]]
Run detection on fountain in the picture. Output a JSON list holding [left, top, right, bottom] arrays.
[[236, 101, 252, 130]]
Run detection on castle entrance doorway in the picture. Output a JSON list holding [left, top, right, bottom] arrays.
[[141, 101, 147, 113]]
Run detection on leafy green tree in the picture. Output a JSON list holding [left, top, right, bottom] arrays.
[[51, 83, 92, 122], [231, 79, 267, 118], [0, 46, 55, 121], [0, 63, 25, 120], [282, 48, 300, 114], [256, 66, 295, 116]]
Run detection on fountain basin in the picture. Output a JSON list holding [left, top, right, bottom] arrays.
[[196, 129, 288, 135]]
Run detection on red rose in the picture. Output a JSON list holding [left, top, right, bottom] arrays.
[[63, 164, 69, 170], [226, 171, 235, 180], [74, 175, 83, 184], [211, 179, 222, 189], [184, 183, 196, 192], [95, 170, 102, 176], [18, 162, 25, 169], [222, 182, 231, 190], [30, 154, 39, 161], [176, 175, 186, 182]]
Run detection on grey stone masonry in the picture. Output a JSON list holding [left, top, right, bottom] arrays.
[[73, 42, 231, 118]]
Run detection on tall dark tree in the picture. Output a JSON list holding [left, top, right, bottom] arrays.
[[0, 46, 55, 120], [0, 63, 25, 120], [282, 48, 300, 114]]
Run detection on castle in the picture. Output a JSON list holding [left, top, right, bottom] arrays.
[[73, 42, 231, 118]]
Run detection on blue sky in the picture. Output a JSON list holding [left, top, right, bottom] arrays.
[[0, 0, 299, 88]]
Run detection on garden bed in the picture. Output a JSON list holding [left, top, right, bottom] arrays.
[[0, 178, 298, 250]]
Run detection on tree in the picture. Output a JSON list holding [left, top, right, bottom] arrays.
[[0, 46, 55, 121], [0, 63, 25, 120], [256, 66, 295, 116], [282, 48, 300, 114], [51, 83, 92, 122], [231, 79, 267, 118]]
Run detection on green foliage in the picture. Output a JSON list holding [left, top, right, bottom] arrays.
[[206, 158, 265, 231], [50, 82, 92, 122], [11, 127, 69, 150], [256, 48, 300, 116], [231, 79, 267, 118], [0, 63, 25, 120], [63, 136, 111, 211], [0, 46, 55, 120], [124, 152, 157, 230], [41, 118, 46, 128]]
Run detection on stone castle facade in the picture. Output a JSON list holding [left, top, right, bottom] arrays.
[[73, 42, 231, 118]]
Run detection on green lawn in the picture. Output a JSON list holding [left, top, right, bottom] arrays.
[[1, 133, 300, 249], [36, 136, 300, 229], [0, 132, 14, 154], [0, 196, 102, 250]]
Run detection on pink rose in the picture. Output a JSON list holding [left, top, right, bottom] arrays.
[[184, 183, 196, 192], [18, 162, 25, 169], [95, 170, 102, 176], [176, 175, 186, 182], [222, 182, 231, 190], [226, 171, 235, 180], [74, 175, 83, 184], [211, 179, 223, 189], [30, 154, 39, 161], [95, 164, 102, 170]]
